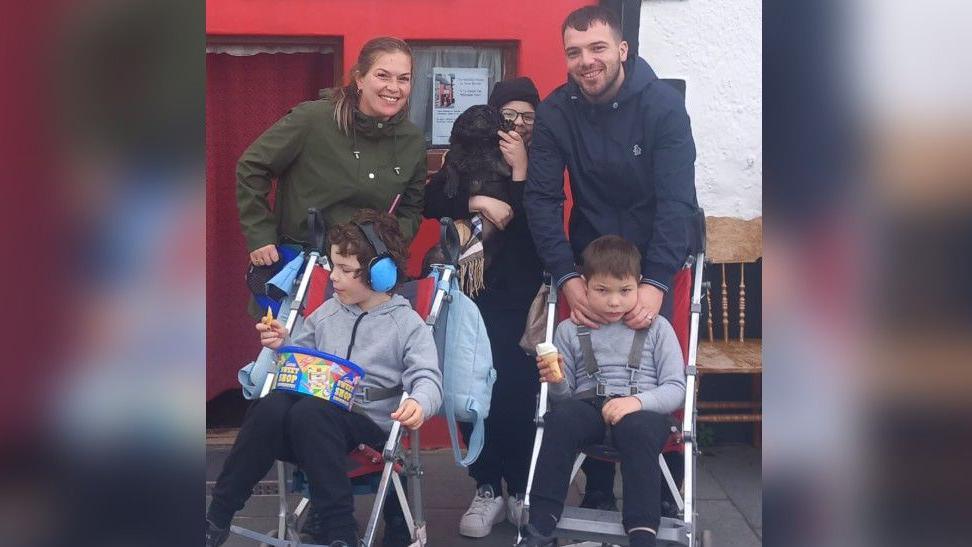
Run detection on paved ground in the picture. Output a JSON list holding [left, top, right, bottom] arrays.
[[206, 442, 760, 547]]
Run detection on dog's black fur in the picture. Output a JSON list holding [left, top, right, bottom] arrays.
[[439, 104, 513, 205], [424, 105, 516, 275]]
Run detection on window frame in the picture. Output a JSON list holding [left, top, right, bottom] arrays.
[[405, 40, 519, 151]]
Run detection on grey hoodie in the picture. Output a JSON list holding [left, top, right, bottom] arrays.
[[286, 294, 443, 432], [549, 317, 686, 415]]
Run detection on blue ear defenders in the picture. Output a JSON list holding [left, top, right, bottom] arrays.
[[354, 221, 398, 292]]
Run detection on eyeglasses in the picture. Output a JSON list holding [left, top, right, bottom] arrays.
[[500, 108, 536, 125]]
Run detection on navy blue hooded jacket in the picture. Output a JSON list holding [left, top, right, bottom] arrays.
[[524, 57, 698, 292]]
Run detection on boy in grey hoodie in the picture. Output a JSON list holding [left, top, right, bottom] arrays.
[[518, 236, 686, 547], [207, 210, 442, 547]]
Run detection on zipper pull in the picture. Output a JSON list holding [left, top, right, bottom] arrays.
[[394, 166, 401, 175], [353, 151, 360, 160]]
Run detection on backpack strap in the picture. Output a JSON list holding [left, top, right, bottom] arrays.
[[445, 396, 485, 467]]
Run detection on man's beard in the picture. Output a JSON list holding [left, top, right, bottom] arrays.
[[575, 58, 622, 101]]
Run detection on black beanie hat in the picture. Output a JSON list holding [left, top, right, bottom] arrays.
[[488, 76, 540, 109]]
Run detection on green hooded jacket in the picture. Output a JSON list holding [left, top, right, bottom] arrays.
[[236, 97, 427, 251]]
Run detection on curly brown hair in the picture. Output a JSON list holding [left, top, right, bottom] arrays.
[[329, 209, 409, 291]]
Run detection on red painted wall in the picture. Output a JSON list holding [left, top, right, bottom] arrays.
[[206, 0, 591, 444], [207, 0, 589, 98], [207, 0, 587, 275]]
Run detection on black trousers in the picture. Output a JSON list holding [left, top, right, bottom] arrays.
[[528, 399, 671, 532], [207, 391, 396, 533], [459, 304, 540, 496]]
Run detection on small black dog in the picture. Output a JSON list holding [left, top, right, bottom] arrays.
[[439, 104, 513, 205], [424, 105, 516, 290]]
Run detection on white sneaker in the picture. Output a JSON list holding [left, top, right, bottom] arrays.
[[459, 485, 506, 538], [506, 493, 525, 527]]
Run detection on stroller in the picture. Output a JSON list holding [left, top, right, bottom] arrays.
[[229, 210, 463, 547], [521, 212, 711, 547]]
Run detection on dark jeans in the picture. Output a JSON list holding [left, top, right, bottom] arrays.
[[459, 304, 540, 496], [207, 391, 393, 532], [528, 399, 671, 533]]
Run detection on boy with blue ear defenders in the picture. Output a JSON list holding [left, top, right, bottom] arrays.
[[207, 209, 442, 547], [354, 219, 399, 293]]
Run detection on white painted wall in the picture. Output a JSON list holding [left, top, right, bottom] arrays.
[[639, 0, 762, 219]]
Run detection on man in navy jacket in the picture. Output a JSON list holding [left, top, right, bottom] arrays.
[[525, 5, 699, 329]]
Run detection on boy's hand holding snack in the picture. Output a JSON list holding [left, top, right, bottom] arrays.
[[391, 398, 425, 430], [535, 343, 565, 384], [256, 309, 287, 350], [601, 396, 642, 425]]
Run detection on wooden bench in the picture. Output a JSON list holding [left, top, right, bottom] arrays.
[[696, 217, 763, 446]]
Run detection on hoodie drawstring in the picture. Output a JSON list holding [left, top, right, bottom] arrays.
[[345, 311, 368, 360]]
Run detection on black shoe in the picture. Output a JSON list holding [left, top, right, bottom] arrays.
[[515, 524, 556, 546], [661, 499, 679, 518], [580, 489, 618, 512], [629, 529, 658, 547], [300, 505, 325, 540], [205, 519, 230, 547], [382, 515, 412, 547]]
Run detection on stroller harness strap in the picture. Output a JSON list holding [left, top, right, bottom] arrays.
[[353, 385, 404, 403], [575, 326, 650, 400]]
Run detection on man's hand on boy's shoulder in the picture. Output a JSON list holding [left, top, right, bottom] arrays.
[[601, 396, 642, 425], [256, 319, 288, 350], [562, 277, 607, 328], [391, 398, 425, 430], [624, 284, 663, 330]]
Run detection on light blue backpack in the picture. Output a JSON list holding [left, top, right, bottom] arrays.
[[438, 275, 496, 467]]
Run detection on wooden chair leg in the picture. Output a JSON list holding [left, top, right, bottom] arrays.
[[721, 264, 729, 343], [739, 264, 746, 342]]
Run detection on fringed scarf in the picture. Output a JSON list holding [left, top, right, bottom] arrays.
[[456, 215, 486, 297]]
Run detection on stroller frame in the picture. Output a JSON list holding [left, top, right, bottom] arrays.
[[227, 213, 460, 547], [521, 252, 707, 547]]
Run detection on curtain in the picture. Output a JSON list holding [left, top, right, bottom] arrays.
[[206, 51, 333, 400]]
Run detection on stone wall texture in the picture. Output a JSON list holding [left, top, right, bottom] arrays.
[[640, 0, 762, 219]]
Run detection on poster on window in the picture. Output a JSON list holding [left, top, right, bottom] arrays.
[[431, 67, 489, 146]]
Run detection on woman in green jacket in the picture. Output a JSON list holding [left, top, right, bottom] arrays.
[[228, 36, 424, 547], [237, 36, 426, 267]]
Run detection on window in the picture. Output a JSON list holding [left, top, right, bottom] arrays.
[[407, 42, 517, 148]]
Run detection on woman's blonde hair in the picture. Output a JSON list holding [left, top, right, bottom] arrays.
[[328, 37, 413, 135]]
